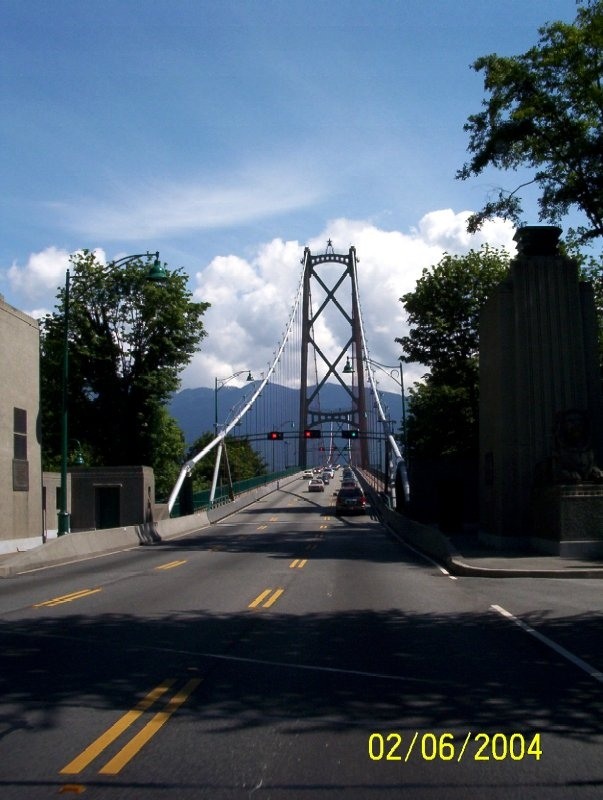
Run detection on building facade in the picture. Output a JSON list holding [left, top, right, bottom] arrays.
[[0, 297, 43, 553]]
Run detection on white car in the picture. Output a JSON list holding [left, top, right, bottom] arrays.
[[308, 477, 325, 492], [302, 470, 314, 479]]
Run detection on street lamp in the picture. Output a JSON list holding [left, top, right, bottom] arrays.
[[57, 251, 166, 536], [364, 357, 407, 458], [214, 370, 254, 432]]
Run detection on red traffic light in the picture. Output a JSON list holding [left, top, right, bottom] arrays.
[[267, 431, 284, 440], [303, 429, 321, 438]]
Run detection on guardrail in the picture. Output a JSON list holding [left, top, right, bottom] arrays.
[[169, 467, 302, 516]]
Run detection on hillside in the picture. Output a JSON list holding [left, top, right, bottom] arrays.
[[169, 383, 404, 444]]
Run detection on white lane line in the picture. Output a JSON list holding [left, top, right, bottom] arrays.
[[491, 604, 603, 684]]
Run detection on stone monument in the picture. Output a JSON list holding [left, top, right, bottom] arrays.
[[479, 226, 603, 556]]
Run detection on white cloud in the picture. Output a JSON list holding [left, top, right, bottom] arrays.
[[414, 208, 516, 252], [7, 246, 71, 299], [3, 211, 516, 397], [183, 211, 516, 391], [6, 246, 107, 302], [60, 168, 327, 240]]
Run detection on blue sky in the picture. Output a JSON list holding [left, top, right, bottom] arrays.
[[0, 0, 581, 391]]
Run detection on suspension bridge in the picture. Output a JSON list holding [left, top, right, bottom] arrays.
[[167, 242, 409, 514]]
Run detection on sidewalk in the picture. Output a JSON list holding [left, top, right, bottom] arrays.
[[357, 472, 603, 579], [445, 534, 603, 579]]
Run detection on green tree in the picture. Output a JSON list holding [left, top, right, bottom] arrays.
[[40, 249, 209, 491], [396, 246, 511, 386], [396, 246, 510, 459], [457, 0, 603, 243], [569, 248, 603, 367], [186, 433, 267, 492], [404, 382, 479, 460]]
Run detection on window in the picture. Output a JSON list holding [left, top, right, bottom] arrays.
[[12, 407, 29, 491], [14, 408, 27, 458]]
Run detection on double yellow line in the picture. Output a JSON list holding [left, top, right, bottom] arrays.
[[248, 588, 284, 608], [60, 678, 201, 776], [34, 588, 101, 608], [35, 559, 188, 609], [154, 559, 187, 571]]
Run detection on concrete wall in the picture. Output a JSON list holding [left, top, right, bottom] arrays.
[[70, 466, 155, 530], [0, 472, 302, 577], [479, 226, 603, 546], [0, 299, 43, 553]]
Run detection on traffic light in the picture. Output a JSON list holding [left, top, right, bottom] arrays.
[[341, 429, 359, 439], [267, 431, 284, 440], [303, 429, 321, 439]]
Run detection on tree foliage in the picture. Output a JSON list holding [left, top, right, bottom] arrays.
[[405, 383, 479, 460], [186, 433, 267, 492], [457, 0, 603, 243], [571, 248, 603, 364], [397, 246, 510, 460], [40, 250, 209, 492], [396, 246, 511, 386]]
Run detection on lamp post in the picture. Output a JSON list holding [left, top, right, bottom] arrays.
[[57, 251, 166, 536], [275, 420, 296, 471], [209, 370, 254, 506], [365, 357, 407, 458], [214, 370, 254, 432]]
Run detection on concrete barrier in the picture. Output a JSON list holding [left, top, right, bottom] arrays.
[[0, 473, 301, 578], [358, 473, 454, 567]]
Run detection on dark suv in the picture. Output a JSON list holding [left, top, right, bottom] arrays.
[[335, 486, 367, 515]]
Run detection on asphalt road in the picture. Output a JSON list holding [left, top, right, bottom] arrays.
[[1, 477, 602, 798]]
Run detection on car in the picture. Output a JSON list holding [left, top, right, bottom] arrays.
[[335, 486, 368, 514], [321, 471, 331, 485], [339, 479, 358, 491], [302, 470, 314, 479], [308, 477, 325, 492], [341, 468, 355, 481]]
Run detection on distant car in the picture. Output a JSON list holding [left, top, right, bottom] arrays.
[[308, 477, 325, 492], [321, 471, 331, 485], [335, 486, 368, 514], [302, 470, 314, 479], [342, 469, 355, 481], [339, 479, 358, 491]]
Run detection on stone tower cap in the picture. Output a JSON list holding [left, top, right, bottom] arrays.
[[513, 226, 562, 257]]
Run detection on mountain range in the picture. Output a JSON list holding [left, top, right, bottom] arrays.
[[169, 383, 405, 445]]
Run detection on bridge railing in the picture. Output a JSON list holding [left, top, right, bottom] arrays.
[[169, 467, 301, 517]]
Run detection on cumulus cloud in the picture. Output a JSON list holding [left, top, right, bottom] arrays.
[[3, 211, 516, 396], [183, 211, 516, 392], [415, 208, 516, 251], [7, 246, 71, 300], [6, 246, 108, 303]]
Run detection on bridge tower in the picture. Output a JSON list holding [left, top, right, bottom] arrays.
[[298, 242, 369, 468]]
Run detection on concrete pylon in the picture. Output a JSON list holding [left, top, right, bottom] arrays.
[[479, 226, 603, 555]]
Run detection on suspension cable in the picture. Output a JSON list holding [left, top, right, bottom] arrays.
[[167, 267, 305, 513], [351, 258, 409, 503]]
